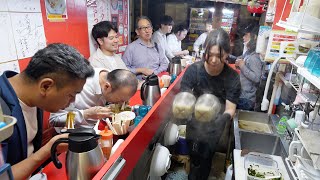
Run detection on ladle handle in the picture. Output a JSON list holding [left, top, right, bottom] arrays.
[[50, 138, 69, 169]]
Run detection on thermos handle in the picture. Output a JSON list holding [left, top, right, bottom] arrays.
[[50, 138, 69, 169], [140, 81, 147, 101]]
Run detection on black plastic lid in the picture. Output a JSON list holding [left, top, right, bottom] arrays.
[[171, 57, 181, 64], [146, 74, 159, 86], [67, 128, 100, 153]]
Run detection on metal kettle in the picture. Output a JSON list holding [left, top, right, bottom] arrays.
[[141, 74, 161, 106], [51, 128, 104, 180], [169, 57, 182, 76]]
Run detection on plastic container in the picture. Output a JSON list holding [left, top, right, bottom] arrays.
[[0, 115, 17, 142], [194, 94, 221, 122], [100, 127, 113, 160], [304, 48, 315, 70], [276, 116, 288, 135], [244, 152, 281, 180], [172, 92, 196, 119], [310, 48, 320, 77]]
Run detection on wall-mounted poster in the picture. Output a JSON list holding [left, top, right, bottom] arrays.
[[45, 0, 68, 21]]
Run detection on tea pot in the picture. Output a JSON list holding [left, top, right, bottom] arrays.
[[51, 128, 104, 180], [169, 57, 182, 76], [141, 74, 161, 106]]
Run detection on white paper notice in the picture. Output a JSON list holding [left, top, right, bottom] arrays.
[[0, 12, 18, 62], [0, 0, 8, 11], [87, 0, 111, 55], [11, 13, 46, 59], [7, 0, 41, 12], [0, 60, 20, 75]]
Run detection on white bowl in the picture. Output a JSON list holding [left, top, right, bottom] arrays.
[[164, 122, 179, 146], [149, 144, 171, 176], [117, 111, 135, 121]]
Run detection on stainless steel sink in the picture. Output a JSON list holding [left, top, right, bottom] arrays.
[[234, 110, 285, 156]]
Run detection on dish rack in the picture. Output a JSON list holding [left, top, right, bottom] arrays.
[[0, 115, 17, 180], [284, 127, 320, 179]]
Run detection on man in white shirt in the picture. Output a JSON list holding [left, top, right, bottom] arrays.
[[90, 21, 128, 71], [49, 68, 138, 129], [167, 24, 189, 57], [152, 15, 175, 61], [193, 20, 213, 54]]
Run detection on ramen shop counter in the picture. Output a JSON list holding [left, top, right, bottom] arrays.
[[42, 69, 186, 179]]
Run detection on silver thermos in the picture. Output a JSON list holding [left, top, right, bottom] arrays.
[[169, 57, 182, 76], [141, 74, 161, 106], [51, 128, 105, 180]]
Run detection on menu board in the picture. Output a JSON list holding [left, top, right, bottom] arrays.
[[265, 30, 298, 61]]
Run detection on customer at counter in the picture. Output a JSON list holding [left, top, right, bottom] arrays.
[[235, 26, 263, 111], [89, 21, 128, 71], [49, 68, 138, 129], [0, 43, 94, 180], [167, 24, 189, 57], [152, 15, 175, 61], [122, 16, 169, 80], [193, 19, 213, 55], [180, 29, 241, 180]]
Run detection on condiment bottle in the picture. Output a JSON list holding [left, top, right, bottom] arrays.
[[100, 127, 113, 160]]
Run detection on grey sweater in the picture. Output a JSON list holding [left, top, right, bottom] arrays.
[[239, 52, 263, 102]]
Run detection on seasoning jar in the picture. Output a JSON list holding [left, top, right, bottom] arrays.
[[100, 127, 113, 160]]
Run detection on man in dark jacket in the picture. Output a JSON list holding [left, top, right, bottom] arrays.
[[0, 43, 94, 179]]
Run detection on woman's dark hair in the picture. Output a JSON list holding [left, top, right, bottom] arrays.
[[246, 26, 259, 53], [92, 21, 118, 46], [23, 43, 94, 88], [204, 28, 230, 62], [173, 24, 188, 34]]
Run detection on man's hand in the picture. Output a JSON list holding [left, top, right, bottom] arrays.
[[182, 50, 189, 56], [140, 68, 154, 76], [235, 59, 245, 68], [83, 106, 113, 120], [46, 133, 69, 154]]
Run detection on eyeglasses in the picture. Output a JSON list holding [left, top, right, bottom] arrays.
[[138, 25, 153, 31]]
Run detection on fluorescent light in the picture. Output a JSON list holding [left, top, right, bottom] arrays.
[[222, 8, 234, 14]]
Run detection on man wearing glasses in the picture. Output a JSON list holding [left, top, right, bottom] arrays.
[[152, 15, 175, 62], [122, 16, 169, 80]]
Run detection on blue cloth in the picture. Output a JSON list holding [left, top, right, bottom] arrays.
[[0, 71, 43, 166], [122, 38, 169, 79]]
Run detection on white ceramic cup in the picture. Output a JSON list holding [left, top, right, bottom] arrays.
[[161, 75, 171, 88], [295, 110, 305, 125], [160, 88, 167, 96], [181, 58, 187, 67]]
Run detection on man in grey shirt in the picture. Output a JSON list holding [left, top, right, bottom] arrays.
[[122, 16, 169, 79]]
